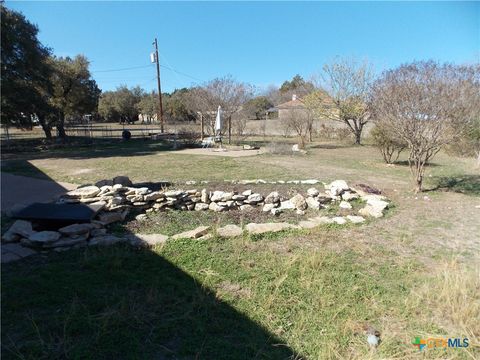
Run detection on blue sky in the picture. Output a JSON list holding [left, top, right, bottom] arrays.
[[8, 1, 479, 93]]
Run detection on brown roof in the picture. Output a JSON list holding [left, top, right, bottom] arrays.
[[276, 98, 306, 110]]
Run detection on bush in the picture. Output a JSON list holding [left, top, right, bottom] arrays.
[[317, 125, 353, 141], [371, 125, 407, 164], [266, 141, 293, 154], [445, 118, 480, 159]]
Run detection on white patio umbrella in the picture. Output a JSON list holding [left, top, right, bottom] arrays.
[[215, 106, 222, 135]]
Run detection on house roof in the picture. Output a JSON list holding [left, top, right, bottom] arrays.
[[276, 98, 306, 110]]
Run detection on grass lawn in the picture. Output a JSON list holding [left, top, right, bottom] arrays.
[[2, 138, 479, 359]]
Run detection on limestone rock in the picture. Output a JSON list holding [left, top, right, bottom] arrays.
[[339, 201, 353, 210], [89, 235, 123, 246], [306, 197, 321, 210], [262, 203, 276, 212], [135, 187, 150, 195], [58, 223, 95, 236], [28, 231, 61, 245], [242, 189, 253, 196], [332, 217, 347, 225], [90, 228, 107, 237], [279, 200, 295, 210], [45, 233, 89, 248], [135, 214, 148, 222], [346, 215, 366, 224], [342, 192, 359, 201], [144, 192, 164, 201], [328, 180, 350, 196], [2, 220, 35, 241], [209, 202, 226, 212], [217, 224, 243, 238], [67, 186, 100, 199], [164, 190, 183, 198], [210, 191, 225, 202], [290, 194, 307, 210], [195, 203, 209, 211], [221, 192, 234, 201], [232, 194, 246, 201], [1, 231, 21, 243], [1, 243, 37, 262], [172, 226, 210, 240], [365, 197, 389, 211], [98, 211, 124, 225], [201, 189, 209, 203], [264, 191, 280, 204], [245, 222, 298, 235], [129, 233, 169, 247], [247, 193, 263, 203], [240, 204, 255, 211], [301, 179, 320, 185], [307, 188, 320, 197], [359, 206, 384, 218]]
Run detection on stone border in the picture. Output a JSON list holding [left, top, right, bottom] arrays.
[[2, 177, 391, 263]]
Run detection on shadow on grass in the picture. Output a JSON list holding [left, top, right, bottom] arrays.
[[308, 143, 356, 150], [1, 245, 301, 359], [2, 137, 174, 160], [393, 160, 441, 167], [429, 175, 480, 196], [1, 161, 73, 214]]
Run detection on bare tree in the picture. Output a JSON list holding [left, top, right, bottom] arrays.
[[370, 124, 407, 164], [372, 61, 480, 192], [186, 76, 252, 142], [284, 108, 314, 149], [311, 57, 374, 145]]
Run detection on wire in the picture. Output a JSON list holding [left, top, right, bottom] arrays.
[[160, 64, 203, 82], [91, 64, 153, 73]]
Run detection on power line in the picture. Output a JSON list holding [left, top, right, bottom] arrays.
[[91, 64, 153, 73], [160, 64, 203, 83]]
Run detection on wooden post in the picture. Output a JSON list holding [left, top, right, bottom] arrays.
[[153, 38, 164, 133]]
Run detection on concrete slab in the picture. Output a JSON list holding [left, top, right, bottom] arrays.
[[1, 173, 77, 213]]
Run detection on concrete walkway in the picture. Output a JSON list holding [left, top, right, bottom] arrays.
[[1, 173, 77, 214]]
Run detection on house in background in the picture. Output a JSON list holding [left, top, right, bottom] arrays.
[[275, 94, 308, 120]]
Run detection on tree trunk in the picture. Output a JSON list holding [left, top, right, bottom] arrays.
[[56, 113, 67, 139], [414, 178, 423, 193], [228, 116, 232, 144], [354, 130, 361, 145], [37, 114, 52, 140]]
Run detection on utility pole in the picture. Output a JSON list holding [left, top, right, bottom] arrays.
[[153, 38, 164, 133]]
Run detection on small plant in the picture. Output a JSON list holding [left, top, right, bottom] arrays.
[[371, 125, 407, 164]]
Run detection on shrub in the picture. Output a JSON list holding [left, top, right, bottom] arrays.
[[371, 125, 407, 164]]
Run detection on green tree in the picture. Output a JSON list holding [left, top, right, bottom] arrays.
[[164, 88, 196, 122], [0, 5, 53, 133], [48, 55, 100, 138], [279, 75, 314, 95], [137, 92, 158, 124], [243, 96, 273, 119], [98, 86, 143, 124], [114, 86, 144, 124], [98, 91, 120, 122]]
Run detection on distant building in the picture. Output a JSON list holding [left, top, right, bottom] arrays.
[[276, 94, 308, 120]]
